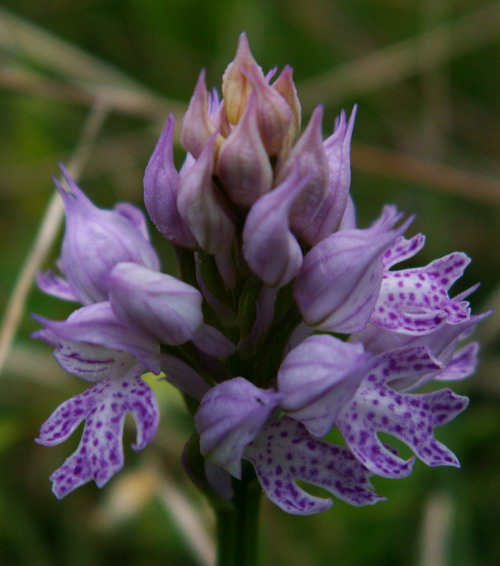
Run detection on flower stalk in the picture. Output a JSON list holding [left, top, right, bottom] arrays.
[[214, 465, 261, 566]]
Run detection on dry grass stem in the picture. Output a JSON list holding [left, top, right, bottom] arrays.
[[0, 67, 185, 122], [0, 100, 110, 376], [1, 123, 498, 207], [157, 473, 216, 566], [418, 490, 453, 566], [0, 7, 185, 120], [298, 3, 500, 109], [1, 6, 144, 90], [351, 142, 500, 207]]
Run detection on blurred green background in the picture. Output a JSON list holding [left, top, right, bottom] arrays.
[[0, 1, 498, 565]]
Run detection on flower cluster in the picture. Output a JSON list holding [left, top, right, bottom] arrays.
[[34, 34, 487, 513]]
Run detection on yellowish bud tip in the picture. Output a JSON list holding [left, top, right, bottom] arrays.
[[222, 33, 263, 125]]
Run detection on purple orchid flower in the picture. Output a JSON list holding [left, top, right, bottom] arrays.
[[336, 345, 468, 478], [32, 34, 488, 519], [33, 304, 161, 498]]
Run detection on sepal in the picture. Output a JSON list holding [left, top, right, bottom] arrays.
[[279, 335, 374, 436], [301, 106, 357, 243], [294, 205, 413, 333], [107, 262, 203, 345], [33, 302, 160, 374]]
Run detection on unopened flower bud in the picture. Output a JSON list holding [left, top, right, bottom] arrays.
[[245, 63, 292, 156], [177, 136, 236, 254], [216, 93, 273, 208], [275, 106, 329, 233], [272, 65, 301, 155], [181, 70, 224, 158], [243, 169, 312, 288], [301, 106, 357, 244], [144, 115, 197, 248], [222, 32, 261, 125]]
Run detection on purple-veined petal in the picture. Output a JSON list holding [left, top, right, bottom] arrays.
[[113, 202, 151, 241], [243, 61, 292, 156], [278, 335, 374, 437], [36, 374, 159, 498], [181, 70, 223, 158], [56, 165, 160, 304], [195, 378, 282, 479], [177, 135, 236, 254], [33, 302, 160, 374], [36, 270, 79, 302], [272, 65, 301, 154], [244, 416, 383, 515], [435, 342, 479, 381], [275, 106, 328, 233], [337, 347, 468, 478]]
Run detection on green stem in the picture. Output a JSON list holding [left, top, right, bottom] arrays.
[[214, 466, 261, 566]]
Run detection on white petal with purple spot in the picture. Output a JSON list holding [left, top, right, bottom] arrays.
[[245, 417, 383, 515], [36, 374, 159, 498]]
